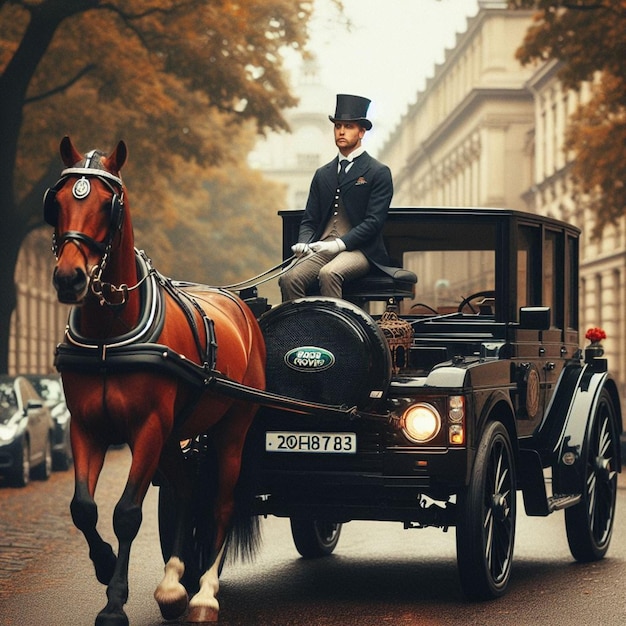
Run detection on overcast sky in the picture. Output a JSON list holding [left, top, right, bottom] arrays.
[[283, 0, 480, 153]]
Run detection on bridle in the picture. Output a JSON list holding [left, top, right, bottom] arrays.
[[44, 159, 144, 306]]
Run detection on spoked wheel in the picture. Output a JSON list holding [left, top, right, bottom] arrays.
[[290, 519, 342, 558], [456, 421, 516, 600], [565, 388, 618, 562]]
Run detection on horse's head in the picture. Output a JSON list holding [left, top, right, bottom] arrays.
[[45, 136, 129, 304]]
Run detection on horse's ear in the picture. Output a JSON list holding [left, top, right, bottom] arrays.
[[60, 136, 83, 167], [107, 140, 127, 173]]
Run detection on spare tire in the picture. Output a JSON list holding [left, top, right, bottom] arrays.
[[259, 297, 392, 410]]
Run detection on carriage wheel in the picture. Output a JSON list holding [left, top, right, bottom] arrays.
[[290, 519, 342, 558], [565, 389, 618, 562], [456, 421, 516, 600]]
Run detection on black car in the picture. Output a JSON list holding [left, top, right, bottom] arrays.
[[0, 375, 55, 487], [25, 374, 72, 471], [242, 206, 623, 600]]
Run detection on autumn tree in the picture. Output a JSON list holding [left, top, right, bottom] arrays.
[[511, 0, 626, 236], [0, 0, 314, 373]]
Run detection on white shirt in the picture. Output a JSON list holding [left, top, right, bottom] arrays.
[[337, 145, 366, 174]]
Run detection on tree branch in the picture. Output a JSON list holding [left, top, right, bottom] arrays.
[[24, 64, 96, 104]]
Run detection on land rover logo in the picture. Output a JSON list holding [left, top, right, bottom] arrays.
[[284, 346, 335, 372]]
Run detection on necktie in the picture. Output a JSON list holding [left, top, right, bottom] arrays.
[[338, 159, 349, 183]]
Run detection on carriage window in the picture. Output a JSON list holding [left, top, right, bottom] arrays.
[[517, 225, 541, 311], [403, 249, 495, 314], [567, 235, 579, 330], [544, 229, 564, 327]]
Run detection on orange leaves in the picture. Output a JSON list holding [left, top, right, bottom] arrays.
[[513, 0, 626, 235]]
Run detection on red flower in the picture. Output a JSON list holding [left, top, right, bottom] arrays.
[[585, 327, 606, 343]]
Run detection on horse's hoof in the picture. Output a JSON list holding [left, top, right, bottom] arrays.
[[157, 593, 189, 621], [94, 608, 129, 626], [186, 605, 219, 623]]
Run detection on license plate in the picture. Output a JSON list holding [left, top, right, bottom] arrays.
[[265, 431, 357, 454]]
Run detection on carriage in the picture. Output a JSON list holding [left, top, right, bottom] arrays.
[[46, 139, 622, 624], [236, 205, 623, 601]]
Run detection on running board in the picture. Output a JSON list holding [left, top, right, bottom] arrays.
[[547, 494, 582, 512]]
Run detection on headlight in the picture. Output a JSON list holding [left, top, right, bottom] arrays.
[[401, 403, 442, 443], [0, 424, 18, 442]]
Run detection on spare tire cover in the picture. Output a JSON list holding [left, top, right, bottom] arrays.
[[259, 297, 392, 410]]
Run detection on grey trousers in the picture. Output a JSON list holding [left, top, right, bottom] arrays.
[[279, 249, 370, 300]]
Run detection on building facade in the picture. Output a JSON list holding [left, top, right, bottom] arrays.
[[9, 230, 66, 375], [250, 1, 626, 398], [378, 1, 626, 397]]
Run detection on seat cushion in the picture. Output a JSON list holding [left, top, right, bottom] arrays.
[[344, 267, 417, 300]]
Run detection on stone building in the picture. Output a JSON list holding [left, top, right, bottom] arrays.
[[378, 1, 626, 397], [9, 230, 66, 375], [248, 57, 333, 210]]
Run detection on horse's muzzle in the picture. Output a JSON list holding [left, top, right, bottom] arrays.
[[53, 266, 89, 303]]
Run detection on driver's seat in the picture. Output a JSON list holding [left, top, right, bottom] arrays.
[[342, 266, 417, 308]]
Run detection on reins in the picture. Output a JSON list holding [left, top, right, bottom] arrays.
[[91, 251, 323, 305], [51, 165, 314, 303]]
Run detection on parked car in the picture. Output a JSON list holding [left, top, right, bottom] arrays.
[[25, 374, 72, 471], [0, 375, 55, 487]]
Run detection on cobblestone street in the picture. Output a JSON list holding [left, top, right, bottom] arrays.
[[0, 446, 147, 602]]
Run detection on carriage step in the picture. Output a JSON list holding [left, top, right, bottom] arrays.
[[547, 494, 581, 512]]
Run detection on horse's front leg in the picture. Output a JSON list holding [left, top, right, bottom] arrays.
[[70, 430, 117, 585], [95, 434, 163, 626], [94, 482, 144, 626]]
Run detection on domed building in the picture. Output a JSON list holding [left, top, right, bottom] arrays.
[[248, 57, 333, 209]]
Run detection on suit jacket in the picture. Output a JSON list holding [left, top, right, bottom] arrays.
[[298, 151, 393, 267]]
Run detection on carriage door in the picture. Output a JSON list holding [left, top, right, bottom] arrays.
[[540, 228, 568, 401]]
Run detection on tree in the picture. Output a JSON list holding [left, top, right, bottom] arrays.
[[511, 0, 626, 236], [0, 0, 314, 373]]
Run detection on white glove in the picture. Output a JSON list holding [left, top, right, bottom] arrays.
[[291, 243, 311, 257], [309, 239, 346, 255]]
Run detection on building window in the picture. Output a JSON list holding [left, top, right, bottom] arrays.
[[297, 153, 319, 169]]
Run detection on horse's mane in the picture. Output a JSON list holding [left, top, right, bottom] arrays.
[[76, 149, 108, 171]]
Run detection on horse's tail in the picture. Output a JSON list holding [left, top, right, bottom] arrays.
[[223, 487, 261, 564]]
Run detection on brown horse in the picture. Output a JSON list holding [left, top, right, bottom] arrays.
[[45, 136, 265, 625]]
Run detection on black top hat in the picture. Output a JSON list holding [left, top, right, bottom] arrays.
[[329, 94, 372, 130]]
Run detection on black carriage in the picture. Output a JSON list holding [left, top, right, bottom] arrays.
[[45, 141, 623, 622], [238, 206, 622, 600]]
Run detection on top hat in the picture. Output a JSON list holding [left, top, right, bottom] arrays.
[[329, 94, 372, 130]]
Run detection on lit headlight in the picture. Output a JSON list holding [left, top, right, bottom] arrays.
[[401, 403, 441, 443]]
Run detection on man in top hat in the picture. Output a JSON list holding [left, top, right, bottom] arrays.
[[279, 93, 394, 300]]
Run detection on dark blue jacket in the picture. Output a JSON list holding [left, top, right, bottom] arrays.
[[298, 152, 393, 267]]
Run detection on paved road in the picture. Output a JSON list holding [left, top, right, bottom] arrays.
[[1, 446, 626, 625]]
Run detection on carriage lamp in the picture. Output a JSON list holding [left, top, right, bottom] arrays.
[[448, 395, 465, 445], [401, 403, 442, 443]]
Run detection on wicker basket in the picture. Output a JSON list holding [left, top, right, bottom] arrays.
[[377, 310, 413, 373]]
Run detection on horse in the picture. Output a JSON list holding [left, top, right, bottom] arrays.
[[44, 136, 266, 625]]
